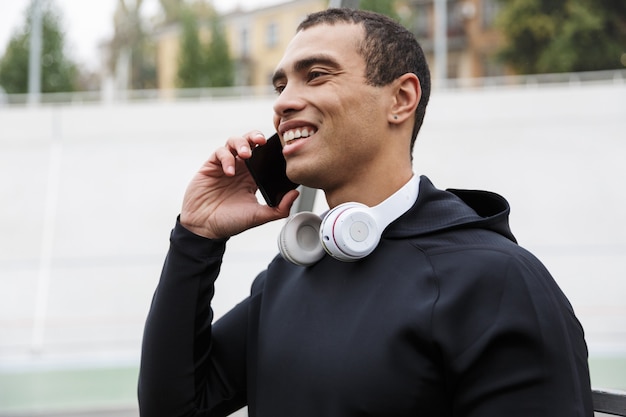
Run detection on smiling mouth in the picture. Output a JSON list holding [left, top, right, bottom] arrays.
[[283, 127, 317, 145]]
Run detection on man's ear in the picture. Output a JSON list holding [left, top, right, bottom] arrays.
[[388, 73, 421, 125]]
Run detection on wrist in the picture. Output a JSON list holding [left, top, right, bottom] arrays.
[[171, 217, 228, 260], [178, 215, 221, 240]]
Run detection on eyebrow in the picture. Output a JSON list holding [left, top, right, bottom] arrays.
[[272, 54, 342, 86]]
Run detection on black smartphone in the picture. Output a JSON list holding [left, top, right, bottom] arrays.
[[245, 133, 299, 207]]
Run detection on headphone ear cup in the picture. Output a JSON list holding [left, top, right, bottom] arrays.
[[278, 212, 325, 266], [320, 203, 380, 262]]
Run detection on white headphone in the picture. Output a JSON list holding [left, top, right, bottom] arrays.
[[278, 175, 420, 266]]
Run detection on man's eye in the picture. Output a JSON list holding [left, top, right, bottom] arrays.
[[274, 84, 286, 95], [308, 71, 326, 81]]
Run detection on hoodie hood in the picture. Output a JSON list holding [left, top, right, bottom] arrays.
[[385, 176, 517, 243]]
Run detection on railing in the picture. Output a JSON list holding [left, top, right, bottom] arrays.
[[1, 69, 624, 107], [0, 84, 277, 107], [437, 68, 626, 90], [593, 388, 626, 416]]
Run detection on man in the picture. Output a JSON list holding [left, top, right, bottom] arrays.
[[138, 8, 593, 417]]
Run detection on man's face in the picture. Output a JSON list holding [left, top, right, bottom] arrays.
[[272, 23, 392, 193]]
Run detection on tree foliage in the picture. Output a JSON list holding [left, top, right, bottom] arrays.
[[359, 0, 400, 21], [0, 0, 77, 94], [204, 15, 233, 87], [177, 9, 205, 88], [176, 1, 233, 88], [496, 0, 626, 74]]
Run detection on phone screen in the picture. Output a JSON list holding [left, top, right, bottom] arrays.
[[245, 133, 299, 207]]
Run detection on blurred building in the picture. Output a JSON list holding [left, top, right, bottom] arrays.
[[223, 0, 327, 87], [402, 0, 506, 80], [153, 0, 506, 90], [155, 0, 326, 90]]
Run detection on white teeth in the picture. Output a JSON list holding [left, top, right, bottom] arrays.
[[284, 128, 316, 143]]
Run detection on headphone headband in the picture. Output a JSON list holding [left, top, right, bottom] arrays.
[[279, 175, 420, 266]]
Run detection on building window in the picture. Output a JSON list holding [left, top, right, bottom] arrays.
[[240, 27, 249, 57], [482, 0, 500, 28], [413, 4, 429, 38], [266, 22, 278, 48]]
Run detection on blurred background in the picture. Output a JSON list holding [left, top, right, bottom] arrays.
[[1, 0, 625, 416]]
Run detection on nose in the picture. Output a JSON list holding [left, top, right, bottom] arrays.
[[273, 82, 306, 118]]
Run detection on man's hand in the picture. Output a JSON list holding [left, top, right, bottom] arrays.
[[180, 131, 299, 239]]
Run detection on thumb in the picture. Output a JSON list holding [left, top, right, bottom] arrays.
[[255, 189, 301, 226]]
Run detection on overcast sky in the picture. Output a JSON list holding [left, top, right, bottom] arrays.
[[0, 0, 283, 71]]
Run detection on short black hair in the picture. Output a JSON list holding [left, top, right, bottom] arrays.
[[298, 8, 431, 152]]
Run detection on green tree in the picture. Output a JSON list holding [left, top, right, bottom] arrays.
[[176, 2, 233, 88], [0, 0, 77, 94], [204, 15, 233, 87], [360, 0, 400, 21], [496, 0, 626, 74], [177, 9, 206, 88]]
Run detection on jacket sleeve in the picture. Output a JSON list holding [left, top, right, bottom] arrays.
[[138, 218, 251, 417], [432, 248, 593, 417]]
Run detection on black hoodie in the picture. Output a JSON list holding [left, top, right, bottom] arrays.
[[139, 176, 593, 417]]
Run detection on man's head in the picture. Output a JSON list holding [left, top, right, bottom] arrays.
[[272, 8, 430, 205], [298, 8, 431, 148]]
